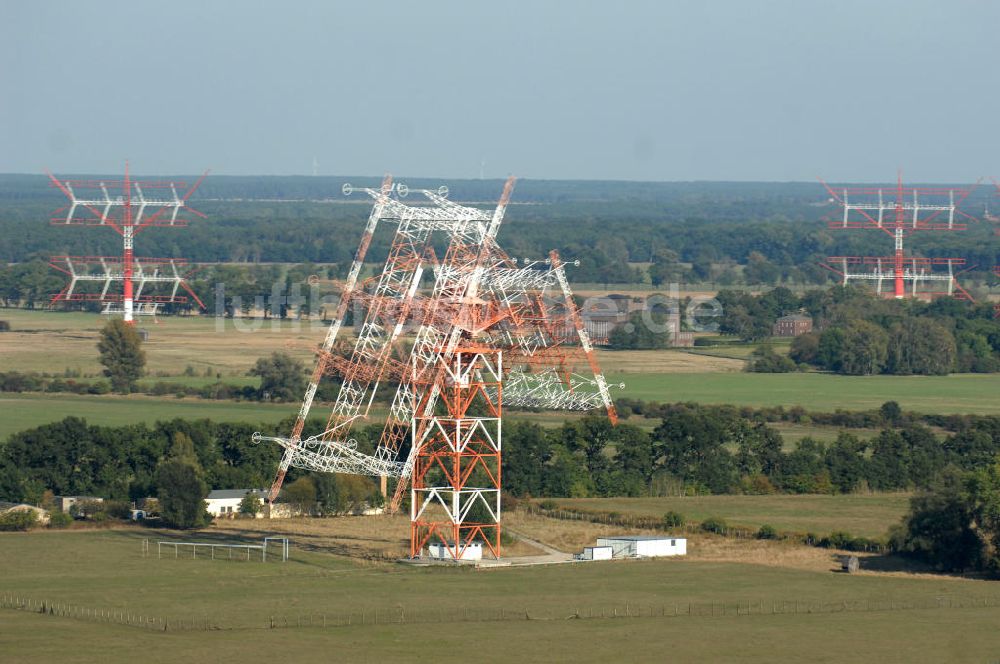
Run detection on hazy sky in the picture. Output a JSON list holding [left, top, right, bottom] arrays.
[[2, 0, 998, 182]]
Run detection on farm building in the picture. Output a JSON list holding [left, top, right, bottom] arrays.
[[426, 541, 483, 561], [596, 536, 687, 558]]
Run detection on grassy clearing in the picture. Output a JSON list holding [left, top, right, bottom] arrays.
[[3, 525, 1000, 662], [0, 393, 299, 440], [6, 608, 1000, 663], [596, 348, 744, 373], [609, 371, 1000, 415], [0, 392, 583, 442], [0, 523, 973, 621], [0, 309, 322, 378], [546, 494, 912, 539], [769, 422, 881, 447]]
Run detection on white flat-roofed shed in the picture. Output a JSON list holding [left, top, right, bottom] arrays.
[[426, 541, 483, 561], [596, 536, 687, 558], [582, 546, 613, 560]]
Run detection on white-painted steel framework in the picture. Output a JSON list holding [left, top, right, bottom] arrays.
[[257, 178, 620, 525]]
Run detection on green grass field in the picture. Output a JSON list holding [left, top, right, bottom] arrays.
[[0, 393, 298, 441], [610, 371, 1000, 415], [3, 528, 1000, 662], [3, 308, 999, 447], [0, 392, 580, 442], [550, 494, 912, 539], [7, 606, 1000, 663]]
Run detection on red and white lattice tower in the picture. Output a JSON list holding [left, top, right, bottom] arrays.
[[47, 163, 208, 323], [254, 176, 620, 559], [820, 174, 978, 301]]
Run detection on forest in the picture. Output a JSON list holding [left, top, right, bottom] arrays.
[[4, 402, 1000, 507], [1, 175, 997, 299]]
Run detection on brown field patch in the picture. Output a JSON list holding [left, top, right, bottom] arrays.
[[595, 349, 744, 374], [208, 513, 544, 560]]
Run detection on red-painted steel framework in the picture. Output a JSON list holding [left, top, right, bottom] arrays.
[[820, 175, 977, 301], [410, 347, 503, 559], [47, 163, 208, 323], [255, 177, 619, 560]]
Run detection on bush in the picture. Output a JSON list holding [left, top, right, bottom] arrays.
[[0, 509, 39, 531], [700, 516, 727, 534], [662, 511, 686, 529], [819, 530, 854, 551], [538, 499, 559, 511], [746, 346, 797, 373], [0, 320, 10, 332], [87, 380, 111, 395], [757, 524, 778, 540], [103, 501, 132, 520], [47, 511, 73, 528]]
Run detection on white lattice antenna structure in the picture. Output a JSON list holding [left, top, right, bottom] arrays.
[[47, 164, 208, 323], [49, 255, 204, 317], [820, 176, 977, 301], [256, 177, 620, 522]]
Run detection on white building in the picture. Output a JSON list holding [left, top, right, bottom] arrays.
[[596, 536, 687, 558], [426, 541, 483, 561], [55, 495, 104, 514], [205, 489, 268, 518], [581, 545, 613, 560]]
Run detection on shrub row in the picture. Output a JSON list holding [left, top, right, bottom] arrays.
[[528, 502, 888, 553]]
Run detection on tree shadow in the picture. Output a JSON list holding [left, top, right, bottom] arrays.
[[828, 550, 998, 580]]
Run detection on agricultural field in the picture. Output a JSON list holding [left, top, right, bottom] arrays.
[[3, 520, 1000, 662], [0, 392, 584, 442], [545, 494, 912, 539], [0, 393, 299, 441], [3, 308, 1000, 445], [607, 371, 1000, 415], [0, 309, 320, 379]]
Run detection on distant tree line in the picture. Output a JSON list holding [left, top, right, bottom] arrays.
[[0, 415, 387, 519], [502, 405, 1000, 499], [717, 286, 1000, 375], [2, 176, 996, 295], [5, 400, 1000, 506]]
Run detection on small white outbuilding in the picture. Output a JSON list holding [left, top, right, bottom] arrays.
[[427, 541, 483, 561], [596, 536, 687, 558], [581, 546, 614, 561]]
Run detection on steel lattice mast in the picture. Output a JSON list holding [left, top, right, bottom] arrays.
[[819, 174, 978, 301], [47, 163, 208, 323], [255, 177, 619, 558]]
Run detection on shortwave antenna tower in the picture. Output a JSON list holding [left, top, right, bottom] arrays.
[[820, 174, 978, 301], [47, 163, 208, 323], [254, 175, 620, 559]]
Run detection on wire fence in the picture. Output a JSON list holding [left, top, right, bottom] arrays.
[[0, 594, 168, 631], [524, 504, 890, 553], [4, 592, 1000, 633]]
